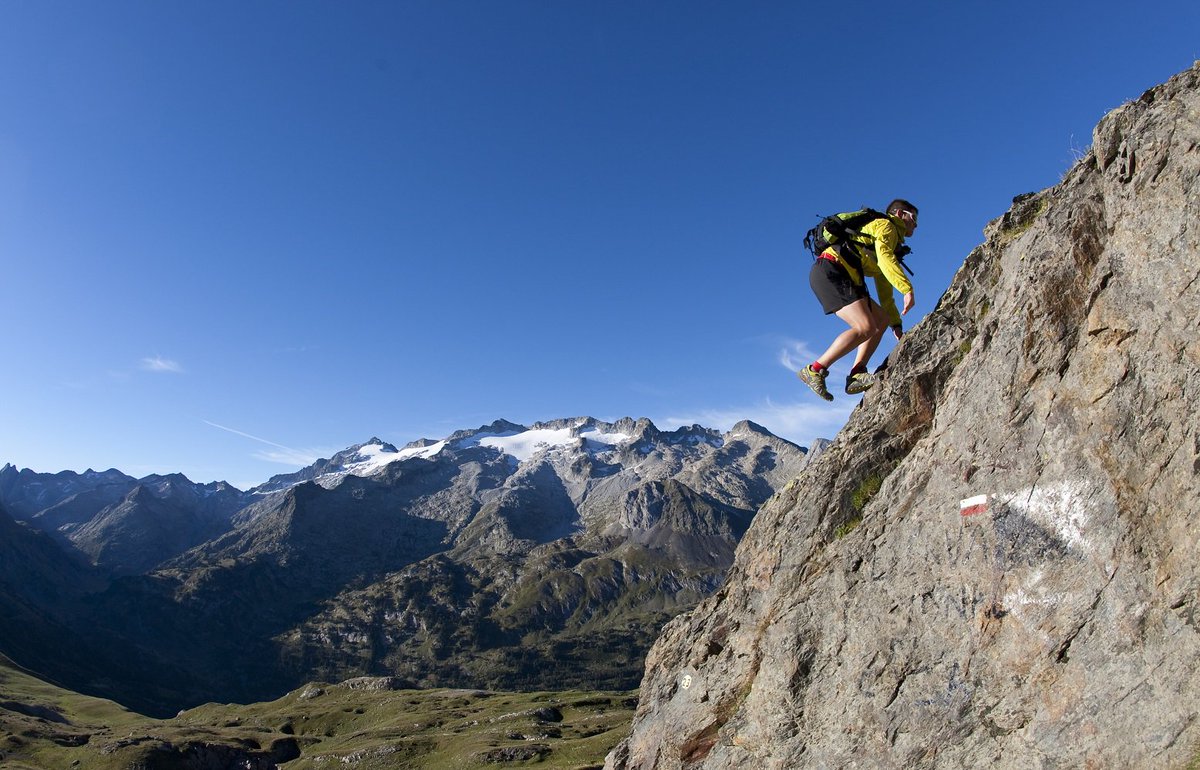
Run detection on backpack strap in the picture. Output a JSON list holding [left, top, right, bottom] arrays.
[[826, 209, 885, 277], [805, 208, 915, 277], [831, 210, 918, 277]]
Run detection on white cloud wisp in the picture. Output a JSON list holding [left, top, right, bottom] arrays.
[[203, 420, 320, 467], [140, 356, 184, 374], [778, 338, 821, 373]]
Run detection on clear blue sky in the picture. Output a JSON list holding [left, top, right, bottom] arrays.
[[2, 1, 1197, 489]]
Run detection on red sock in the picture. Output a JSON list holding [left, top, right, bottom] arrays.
[[811, 361, 827, 373], [850, 363, 867, 375]]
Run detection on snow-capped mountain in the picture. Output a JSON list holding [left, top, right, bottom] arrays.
[[141, 417, 815, 706], [0, 417, 821, 714], [250, 438, 409, 494], [251, 418, 695, 494]]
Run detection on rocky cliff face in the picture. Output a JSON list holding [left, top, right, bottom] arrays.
[[609, 63, 1200, 769]]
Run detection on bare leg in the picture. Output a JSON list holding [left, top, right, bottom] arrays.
[[816, 298, 886, 368], [850, 303, 889, 370]]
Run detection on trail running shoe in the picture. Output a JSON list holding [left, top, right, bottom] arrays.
[[845, 371, 876, 395], [798, 365, 833, 401]]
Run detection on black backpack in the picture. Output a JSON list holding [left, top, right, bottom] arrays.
[[803, 208, 914, 277]]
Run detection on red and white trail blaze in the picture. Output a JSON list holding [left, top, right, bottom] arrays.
[[959, 494, 991, 517]]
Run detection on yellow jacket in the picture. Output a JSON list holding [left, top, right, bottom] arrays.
[[821, 214, 913, 326]]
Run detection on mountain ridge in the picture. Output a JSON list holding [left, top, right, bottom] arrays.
[[0, 416, 817, 715]]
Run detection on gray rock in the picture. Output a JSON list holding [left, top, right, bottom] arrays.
[[480, 744, 552, 763], [337, 676, 410, 692], [608, 61, 1200, 769]]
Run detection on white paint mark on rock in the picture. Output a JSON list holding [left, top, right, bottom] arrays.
[[960, 480, 1097, 555], [1004, 480, 1093, 555], [1001, 568, 1062, 646]]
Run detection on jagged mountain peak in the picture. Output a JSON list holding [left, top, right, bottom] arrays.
[[184, 414, 809, 574], [252, 437, 405, 494], [331, 437, 400, 460], [446, 419, 529, 443], [727, 419, 767, 435], [0, 466, 139, 522], [140, 472, 192, 487], [724, 420, 799, 447], [357, 436, 398, 453], [258, 417, 790, 494]]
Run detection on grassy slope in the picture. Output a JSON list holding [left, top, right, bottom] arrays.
[[0, 654, 635, 769]]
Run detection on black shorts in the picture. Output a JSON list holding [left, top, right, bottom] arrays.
[[809, 259, 869, 315]]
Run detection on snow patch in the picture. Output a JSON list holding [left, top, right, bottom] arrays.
[[327, 441, 446, 482], [460, 426, 634, 463], [395, 441, 448, 461], [477, 428, 576, 462], [580, 429, 632, 447]]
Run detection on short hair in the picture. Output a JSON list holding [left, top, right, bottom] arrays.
[[887, 199, 918, 216]]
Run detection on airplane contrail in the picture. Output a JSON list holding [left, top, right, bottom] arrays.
[[203, 420, 302, 452]]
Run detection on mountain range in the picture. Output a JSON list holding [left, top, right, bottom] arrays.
[[0, 417, 816, 715]]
